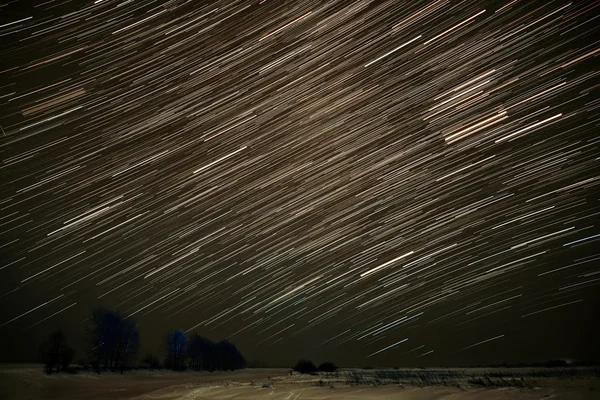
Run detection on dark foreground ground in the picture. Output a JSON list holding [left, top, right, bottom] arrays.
[[0, 364, 598, 400]]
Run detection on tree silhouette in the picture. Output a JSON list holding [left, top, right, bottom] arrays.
[[39, 330, 75, 374], [188, 333, 215, 371], [88, 308, 139, 372], [214, 340, 246, 370], [164, 329, 187, 371], [293, 359, 317, 374], [317, 361, 337, 372]]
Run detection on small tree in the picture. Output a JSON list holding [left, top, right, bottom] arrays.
[[317, 361, 337, 372], [39, 330, 76, 374], [294, 359, 317, 374]]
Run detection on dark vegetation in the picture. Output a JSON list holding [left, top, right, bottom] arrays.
[[293, 359, 317, 374], [341, 367, 600, 387], [38, 308, 245, 374], [292, 361, 599, 389], [165, 330, 246, 371], [88, 308, 139, 373], [317, 362, 338, 372], [38, 330, 76, 374], [292, 360, 338, 374]]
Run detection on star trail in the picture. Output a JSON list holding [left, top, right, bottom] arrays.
[[1, 0, 599, 366]]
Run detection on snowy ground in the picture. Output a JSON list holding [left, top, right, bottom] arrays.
[[0, 364, 598, 399]]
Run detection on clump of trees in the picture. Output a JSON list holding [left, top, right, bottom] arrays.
[[293, 360, 338, 374], [38, 308, 246, 374], [294, 359, 317, 374], [317, 361, 338, 372], [164, 329, 187, 371], [188, 333, 216, 371], [39, 330, 75, 374], [88, 308, 140, 373], [164, 330, 246, 371]]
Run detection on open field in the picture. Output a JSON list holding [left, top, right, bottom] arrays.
[[1, 364, 598, 400]]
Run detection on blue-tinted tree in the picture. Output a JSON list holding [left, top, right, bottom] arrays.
[[88, 308, 139, 372], [164, 329, 187, 371]]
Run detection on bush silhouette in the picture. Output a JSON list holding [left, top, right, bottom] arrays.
[[317, 361, 337, 372], [294, 360, 317, 374], [39, 330, 76, 374]]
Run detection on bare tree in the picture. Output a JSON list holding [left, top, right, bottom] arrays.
[[39, 330, 75, 374], [164, 329, 187, 371], [88, 308, 139, 372]]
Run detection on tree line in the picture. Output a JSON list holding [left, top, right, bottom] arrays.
[[39, 308, 245, 373]]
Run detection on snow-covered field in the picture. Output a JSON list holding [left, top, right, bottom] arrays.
[[0, 364, 597, 399]]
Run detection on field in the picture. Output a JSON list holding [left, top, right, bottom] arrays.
[[1, 364, 598, 400]]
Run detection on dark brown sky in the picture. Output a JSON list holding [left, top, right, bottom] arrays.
[[1, 0, 599, 367]]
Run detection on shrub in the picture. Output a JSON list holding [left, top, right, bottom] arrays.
[[317, 362, 337, 372], [294, 360, 317, 374]]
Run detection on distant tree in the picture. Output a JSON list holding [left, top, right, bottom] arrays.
[[188, 333, 215, 371], [294, 359, 317, 374], [141, 353, 161, 369], [213, 340, 246, 370], [88, 308, 139, 372], [164, 329, 187, 371], [39, 330, 76, 374], [317, 361, 337, 372]]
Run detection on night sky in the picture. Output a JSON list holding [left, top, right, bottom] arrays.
[[1, 0, 599, 368]]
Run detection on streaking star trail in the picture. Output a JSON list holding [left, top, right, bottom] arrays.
[[1, 0, 599, 366]]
